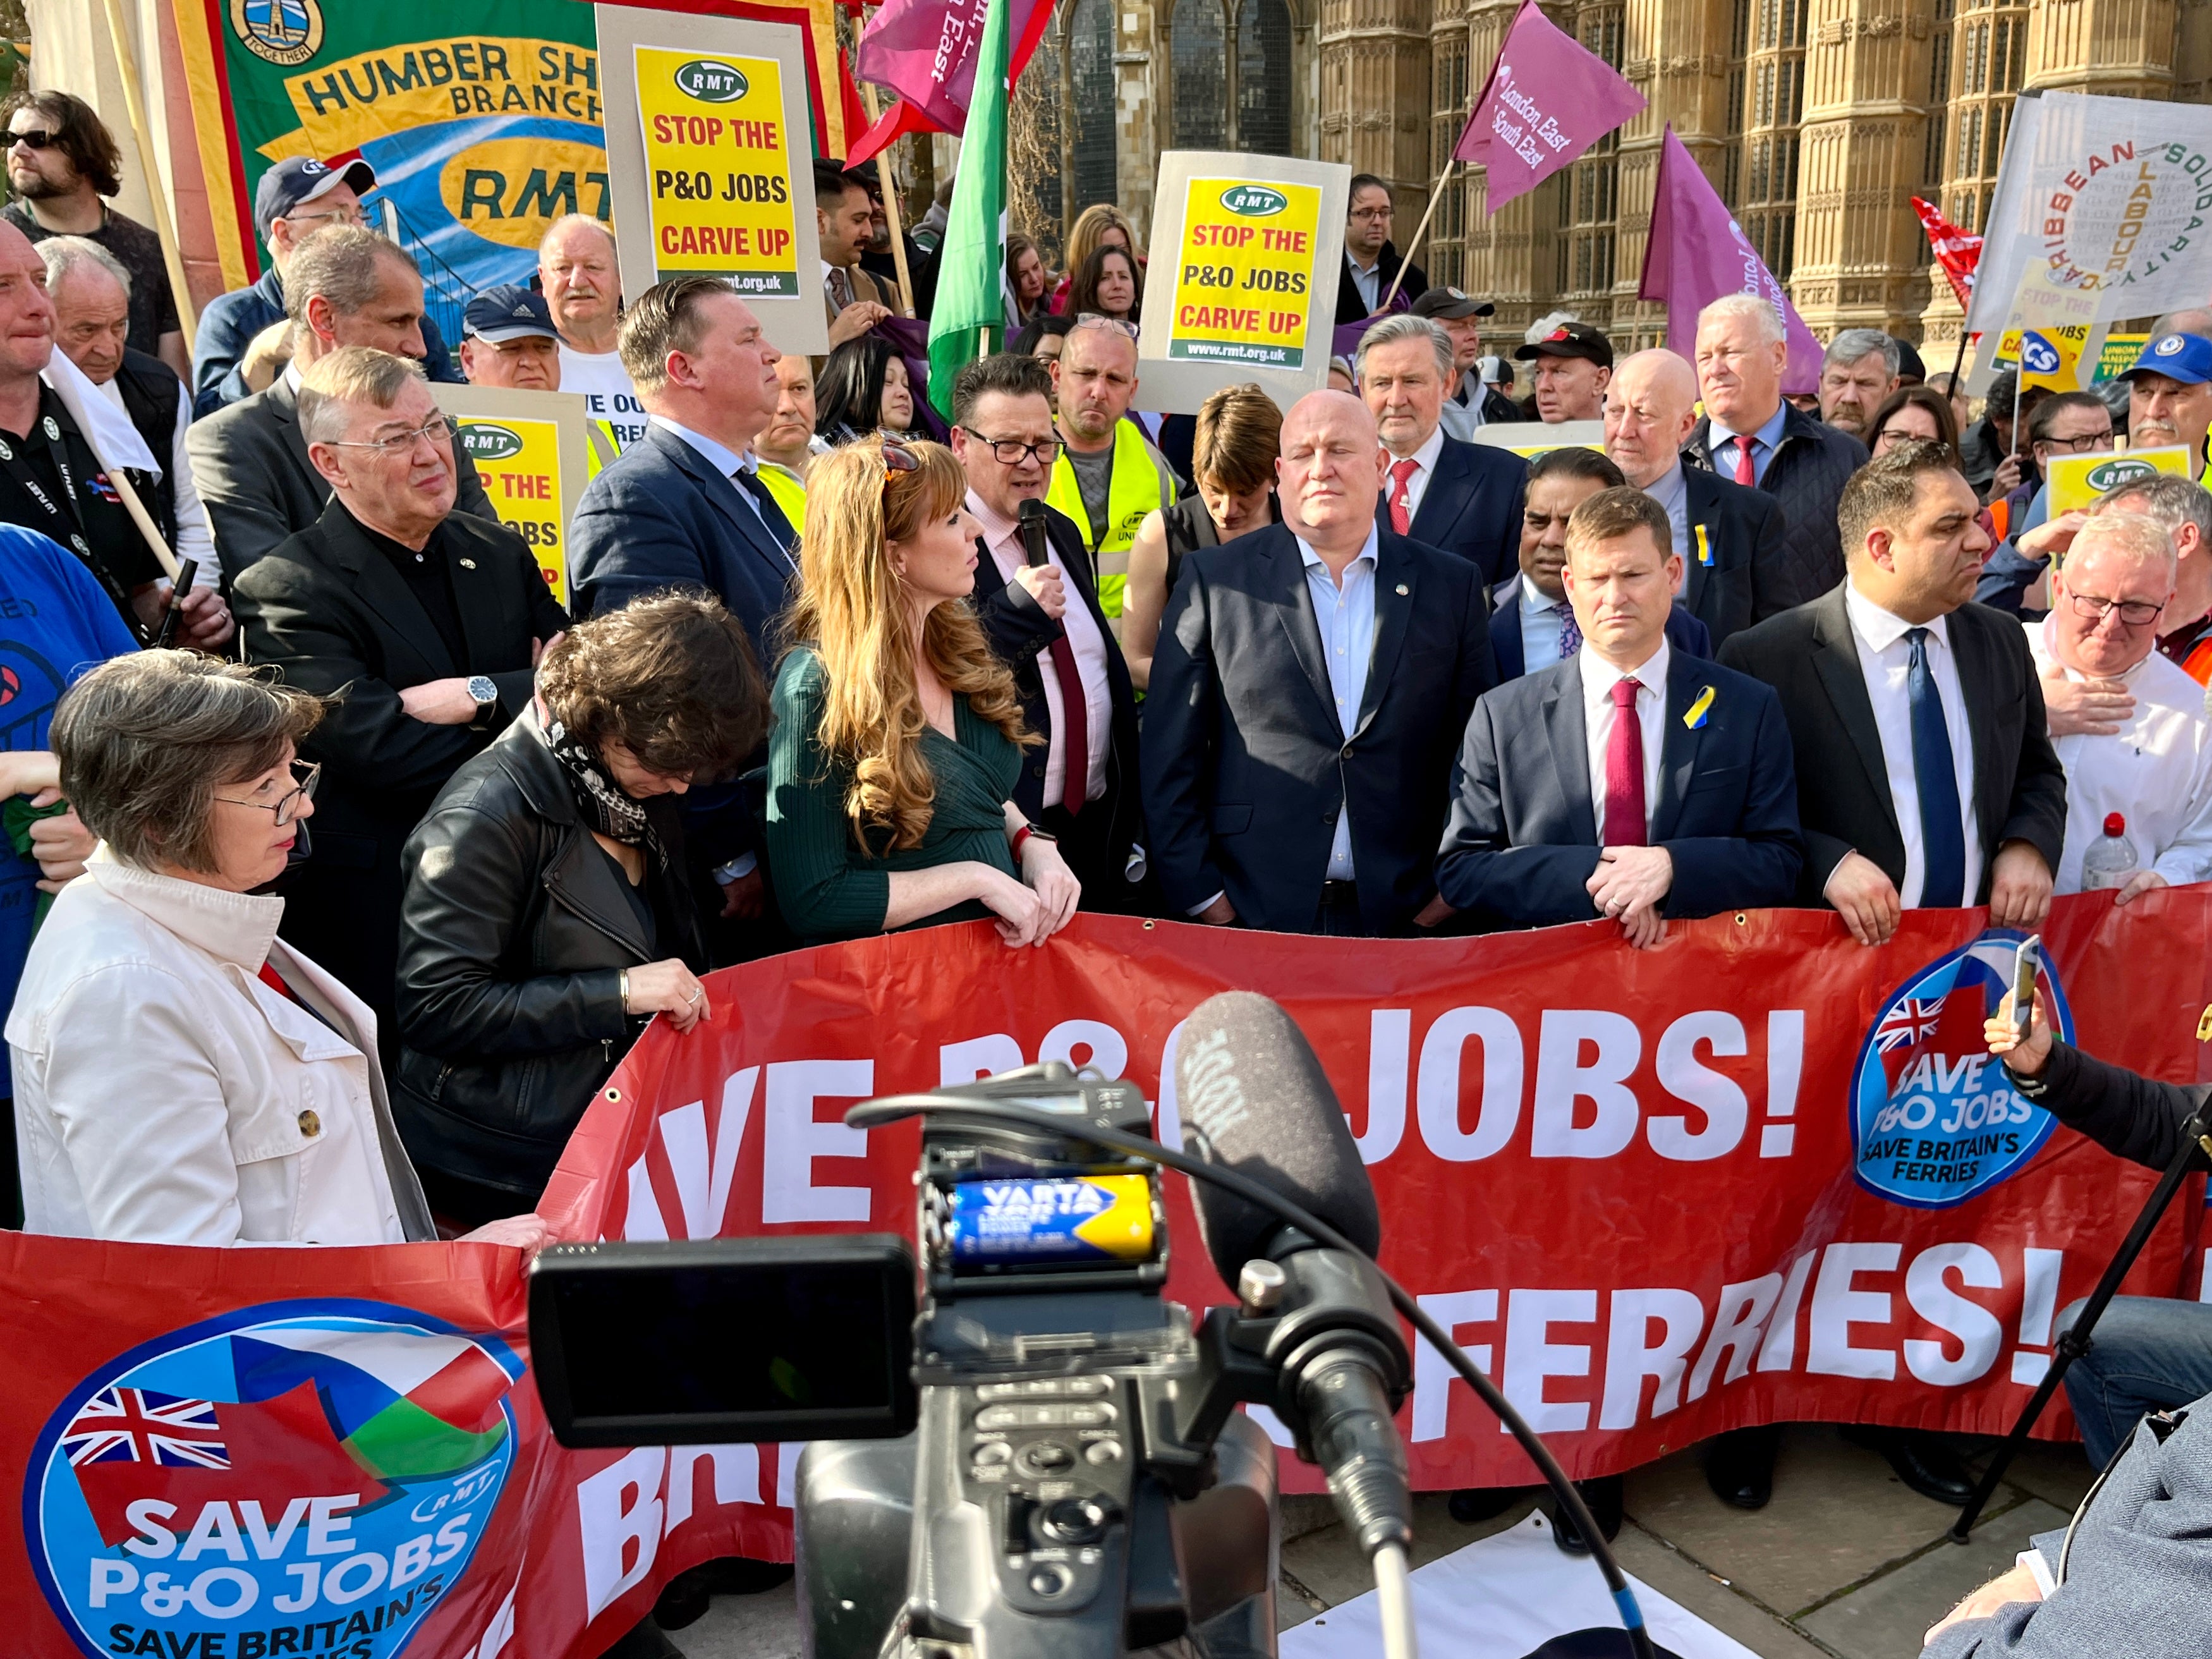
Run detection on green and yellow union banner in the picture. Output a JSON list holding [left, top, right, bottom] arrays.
[[177, 0, 849, 295]]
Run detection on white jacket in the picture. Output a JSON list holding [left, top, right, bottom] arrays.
[[7, 848, 434, 1245]]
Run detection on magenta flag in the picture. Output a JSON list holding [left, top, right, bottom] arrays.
[[856, 0, 1050, 136], [1452, 0, 1646, 208], [1639, 125, 1823, 395]]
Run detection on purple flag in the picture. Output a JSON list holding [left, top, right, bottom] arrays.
[[1452, 0, 1645, 209], [856, 0, 1049, 136], [1639, 126, 1823, 396]]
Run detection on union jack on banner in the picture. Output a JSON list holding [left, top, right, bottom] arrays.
[[59, 1387, 229, 1469], [1912, 197, 1982, 310], [1876, 997, 1948, 1053]]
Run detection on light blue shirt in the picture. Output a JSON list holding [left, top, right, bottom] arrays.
[[1645, 460, 1692, 567], [1299, 528, 1379, 880], [1519, 574, 1572, 673], [1706, 402, 1790, 487]]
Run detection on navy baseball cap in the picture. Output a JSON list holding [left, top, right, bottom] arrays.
[[2120, 331, 2212, 387], [254, 155, 377, 238], [1410, 286, 1496, 321], [465, 285, 557, 343]]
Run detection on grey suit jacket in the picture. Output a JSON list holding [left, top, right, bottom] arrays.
[[188, 374, 497, 583]]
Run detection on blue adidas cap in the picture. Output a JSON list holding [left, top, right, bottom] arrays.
[[464, 285, 557, 343], [2120, 331, 2212, 387]]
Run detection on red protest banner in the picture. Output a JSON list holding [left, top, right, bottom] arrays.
[[6, 895, 2209, 1656]]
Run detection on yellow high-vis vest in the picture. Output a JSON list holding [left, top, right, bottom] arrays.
[[757, 461, 808, 537], [1046, 422, 1176, 632]]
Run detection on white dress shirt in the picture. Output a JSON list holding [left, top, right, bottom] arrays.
[[2026, 616, 2212, 892], [1579, 639, 1669, 842], [1520, 574, 1574, 674], [1385, 424, 1447, 525], [1302, 528, 1379, 879], [1843, 583, 1983, 906], [969, 490, 1112, 807]]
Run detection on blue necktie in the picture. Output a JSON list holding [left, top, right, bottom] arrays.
[[1905, 627, 1966, 907]]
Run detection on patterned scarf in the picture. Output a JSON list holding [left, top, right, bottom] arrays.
[[541, 714, 669, 872]]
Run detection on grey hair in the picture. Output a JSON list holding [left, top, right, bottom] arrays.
[[2067, 509, 2178, 586], [1825, 327, 1899, 376], [1698, 293, 1787, 346], [1355, 313, 1454, 382], [2098, 472, 2212, 545], [538, 212, 617, 261], [51, 651, 324, 875], [296, 346, 428, 447], [37, 234, 130, 300], [283, 224, 419, 326]]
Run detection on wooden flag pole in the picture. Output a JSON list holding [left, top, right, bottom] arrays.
[[100, 0, 198, 351], [1381, 162, 1457, 312], [855, 75, 918, 317]]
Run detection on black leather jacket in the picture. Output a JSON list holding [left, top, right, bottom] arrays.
[[392, 709, 706, 1200]]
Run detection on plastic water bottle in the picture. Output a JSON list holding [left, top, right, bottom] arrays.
[[2079, 812, 2139, 890]]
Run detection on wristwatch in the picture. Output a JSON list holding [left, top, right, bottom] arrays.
[[466, 675, 499, 722]]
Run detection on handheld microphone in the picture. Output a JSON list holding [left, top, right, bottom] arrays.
[[1017, 495, 1052, 569], [1175, 992, 1411, 1559]]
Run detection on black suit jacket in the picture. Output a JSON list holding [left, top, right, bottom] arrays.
[[1679, 465, 1791, 642], [1142, 523, 1497, 935], [1488, 576, 1711, 679], [1717, 583, 2068, 906], [187, 373, 497, 583], [233, 501, 569, 1042], [1684, 406, 1868, 615], [971, 504, 1143, 898], [1437, 650, 1802, 928], [1382, 436, 1529, 586], [1334, 242, 1428, 325]]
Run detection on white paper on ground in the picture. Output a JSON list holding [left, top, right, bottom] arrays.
[[1280, 1510, 1758, 1659]]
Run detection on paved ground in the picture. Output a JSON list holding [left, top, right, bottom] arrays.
[[663, 1426, 2096, 1659]]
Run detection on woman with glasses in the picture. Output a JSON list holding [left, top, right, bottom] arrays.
[[6, 650, 542, 1248], [1864, 385, 1961, 458], [1066, 245, 1141, 326], [815, 335, 919, 443], [392, 593, 765, 1225], [766, 441, 1080, 945]]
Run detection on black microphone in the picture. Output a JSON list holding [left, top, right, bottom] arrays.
[[1175, 992, 1411, 1559], [1017, 495, 1052, 569]]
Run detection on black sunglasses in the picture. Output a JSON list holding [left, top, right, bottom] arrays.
[[7, 128, 60, 151]]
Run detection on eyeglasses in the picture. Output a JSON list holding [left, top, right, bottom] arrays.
[[959, 425, 1062, 466], [325, 415, 459, 454], [283, 204, 367, 230], [6, 128, 59, 151], [2037, 431, 2115, 455], [1349, 206, 1394, 222], [216, 760, 320, 827], [2067, 592, 2166, 628], [1072, 313, 1139, 339]]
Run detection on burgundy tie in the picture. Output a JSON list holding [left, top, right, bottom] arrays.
[[1388, 458, 1418, 535], [1046, 631, 1090, 816], [1603, 678, 1646, 847], [1733, 435, 1757, 487]]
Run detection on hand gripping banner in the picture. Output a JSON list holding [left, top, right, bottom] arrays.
[[6, 896, 2209, 1655]]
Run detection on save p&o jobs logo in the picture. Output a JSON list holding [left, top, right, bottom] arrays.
[[25, 1299, 523, 1659], [1851, 930, 2073, 1209]]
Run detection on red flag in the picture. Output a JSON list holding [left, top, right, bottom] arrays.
[[1452, 0, 1646, 209], [850, 0, 1053, 162], [1912, 196, 1983, 310]]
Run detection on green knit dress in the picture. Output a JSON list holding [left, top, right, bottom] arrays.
[[765, 648, 1022, 944]]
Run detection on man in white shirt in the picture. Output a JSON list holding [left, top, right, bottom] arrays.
[[538, 214, 645, 447], [954, 352, 1142, 902], [2026, 510, 2212, 897]]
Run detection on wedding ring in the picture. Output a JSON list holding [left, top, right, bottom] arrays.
[[685, 987, 703, 1004]]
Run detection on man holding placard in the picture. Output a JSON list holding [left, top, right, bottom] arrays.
[[540, 217, 643, 453]]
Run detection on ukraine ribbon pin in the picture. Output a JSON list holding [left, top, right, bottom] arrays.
[[1684, 685, 1716, 729], [1694, 523, 1713, 566]]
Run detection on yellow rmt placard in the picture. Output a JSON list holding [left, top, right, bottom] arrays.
[[458, 415, 573, 606], [633, 46, 799, 295], [1166, 177, 1325, 370]]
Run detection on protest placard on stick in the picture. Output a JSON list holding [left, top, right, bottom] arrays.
[[431, 385, 593, 608]]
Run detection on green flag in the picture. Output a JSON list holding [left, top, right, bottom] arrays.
[[926, 0, 1012, 418]]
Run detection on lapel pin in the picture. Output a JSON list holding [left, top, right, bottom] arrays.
[[1395, 583, 1409, 595], [1694, 523, 1713, 566], [1684, 684, 1716, 729], [458, 557, 477, 569], [41, 416, 58, 441]]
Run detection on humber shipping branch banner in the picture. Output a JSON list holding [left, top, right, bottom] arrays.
[[5, 897, 2212, 1654], [174, 0, 851, 297], [1138, 152, 1350, 415]]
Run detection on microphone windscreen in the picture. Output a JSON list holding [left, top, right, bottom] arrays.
[[1174, 991, 1381, 1289]]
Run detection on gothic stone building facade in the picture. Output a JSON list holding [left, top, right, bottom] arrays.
[[1040, 0, 2209, 348]]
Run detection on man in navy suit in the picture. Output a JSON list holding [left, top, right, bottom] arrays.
[[1438, 484, 1801, 947], [568, 276, 799, 933], [1491, 446, 1712, 679], [1143, 389, 1496, 937], [1358, 313, 1528, 585], [1603, 348, 1790, 643]]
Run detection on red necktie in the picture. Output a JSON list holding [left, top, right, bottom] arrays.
[[1603, 678, 1647, 847], [257, 960, 298, 1004], [1388, 458, 1419, 535], [1733, 435, 1758, 487], [1047, 629, 1090, 815]]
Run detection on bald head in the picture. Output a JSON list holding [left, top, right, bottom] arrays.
[[1278, 391, 1387, 555], [1603, 349, 1699, 489]]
